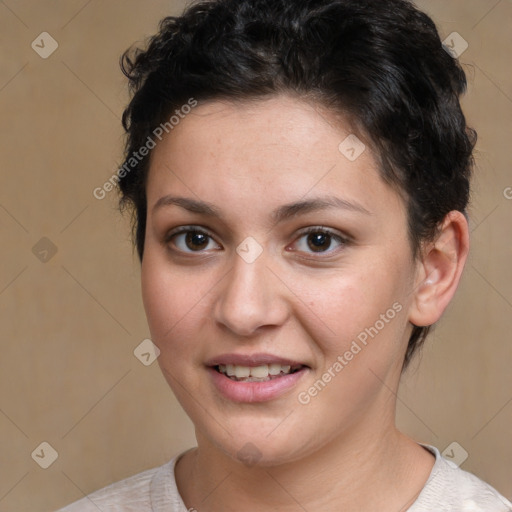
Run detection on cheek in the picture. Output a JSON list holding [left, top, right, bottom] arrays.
[[141, 254, 203, 350], [141, 250, 230, 383], [293, 269, 411, 413], [295, 264, 407, 349]]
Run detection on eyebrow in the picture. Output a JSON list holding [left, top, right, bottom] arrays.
[[152, 194, 372, 224]]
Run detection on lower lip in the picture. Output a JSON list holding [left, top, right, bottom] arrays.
[[208, 367, 308, 403]]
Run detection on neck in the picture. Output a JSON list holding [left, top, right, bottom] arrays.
[[176, 409, 434, 511]]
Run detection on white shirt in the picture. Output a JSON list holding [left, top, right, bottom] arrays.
[[57, 445, 512, 511]]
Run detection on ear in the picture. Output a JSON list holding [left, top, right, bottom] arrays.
[[408, 210, 470, 327]]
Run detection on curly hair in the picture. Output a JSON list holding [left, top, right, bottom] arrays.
[[118, 0, 476, 369]]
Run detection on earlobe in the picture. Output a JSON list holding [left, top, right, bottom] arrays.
[[408, 211, 470, 327]]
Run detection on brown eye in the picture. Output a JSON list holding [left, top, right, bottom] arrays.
[[292, 228, 347, 255], [185, 231, 209, 251], [167, 228, 221, 253], [306, 232, 332, 252]]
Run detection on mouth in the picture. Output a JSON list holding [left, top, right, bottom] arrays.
[[205, 354, 310, 402], [214, 363, 305, 382]]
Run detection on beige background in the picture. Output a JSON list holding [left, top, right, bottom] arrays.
[[0, 1, 510, 510]]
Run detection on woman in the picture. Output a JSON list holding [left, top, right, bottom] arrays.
[[59, 0, 512, 510]]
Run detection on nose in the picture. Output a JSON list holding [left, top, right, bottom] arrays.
[[213, 251, 290, 337]]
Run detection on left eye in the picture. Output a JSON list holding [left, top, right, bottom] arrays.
[[168, 229, 221, 252], [292, 229, 346, 254]]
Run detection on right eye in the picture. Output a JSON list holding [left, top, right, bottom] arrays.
[[165, 227, 222, 253]]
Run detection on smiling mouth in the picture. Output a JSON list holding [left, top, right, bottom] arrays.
[[215, 363, 305, 382]]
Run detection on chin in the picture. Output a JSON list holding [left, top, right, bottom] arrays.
[[197, 417, 319, 469]]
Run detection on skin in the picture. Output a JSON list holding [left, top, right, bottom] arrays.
[[141, 95, 469, 511]]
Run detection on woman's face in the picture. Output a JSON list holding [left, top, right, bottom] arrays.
[[141, 95, 419, 465]]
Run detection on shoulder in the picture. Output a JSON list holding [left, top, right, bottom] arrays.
[[55, 454, 184, 512], [409, 445, 512, 512]]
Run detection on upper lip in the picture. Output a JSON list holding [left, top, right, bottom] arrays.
[[205, 353, 307, 368]]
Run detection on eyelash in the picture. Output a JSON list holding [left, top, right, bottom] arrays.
[[164, 225, 349, 257]]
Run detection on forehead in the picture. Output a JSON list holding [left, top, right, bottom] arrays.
[[146, 95, 404, 221]]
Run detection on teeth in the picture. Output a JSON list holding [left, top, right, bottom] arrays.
[[268, 363, 282, 375], [250, 365, 268, 378], [235, 366, 250, 378], [217, 363, 298, 380]]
